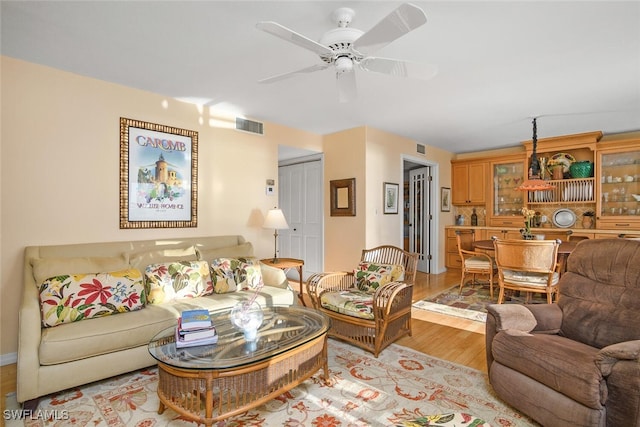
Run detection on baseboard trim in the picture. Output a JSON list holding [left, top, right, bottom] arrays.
[[1, 352, 17, 366]]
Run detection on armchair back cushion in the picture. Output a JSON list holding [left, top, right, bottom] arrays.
[[559, 239, 640, 348], [355, 262, 404, 293]]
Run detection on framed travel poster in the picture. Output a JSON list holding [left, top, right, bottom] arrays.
[[119, 117, 198, 229]]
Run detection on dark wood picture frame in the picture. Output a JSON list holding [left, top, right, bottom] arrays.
[[119, 117, 198, 229], [383, 182, 399, 214], [441, 187, 451, 212], [330, 178, 356, 216]]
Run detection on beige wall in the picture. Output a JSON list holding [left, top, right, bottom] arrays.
[[322, 126, 455, 271], [365, 127, 455, 272], [322, 127, 367, 270], [0, 57, 322, 357], [1, 56, 456, 359]]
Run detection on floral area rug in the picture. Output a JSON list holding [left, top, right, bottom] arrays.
[[412, 283, 537, 322], [14, 339, 537, 427]]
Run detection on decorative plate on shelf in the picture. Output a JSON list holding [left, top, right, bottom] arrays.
[[550, 152, 576, 173], [552, 208, 577, 228]]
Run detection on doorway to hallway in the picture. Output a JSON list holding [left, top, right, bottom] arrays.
[[403, 158, 436, 273]]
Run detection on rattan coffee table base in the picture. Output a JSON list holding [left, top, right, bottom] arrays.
[[156, 333, 328, 426]]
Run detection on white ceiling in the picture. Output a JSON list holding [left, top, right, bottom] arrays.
[[2, 1, 639, 154]]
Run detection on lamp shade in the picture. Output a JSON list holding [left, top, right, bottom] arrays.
[[263, 208, 289, 230], [516, 178, 556, 191]]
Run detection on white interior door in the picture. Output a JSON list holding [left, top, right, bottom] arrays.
[[409, 167, 432, 272], [278, 160, 323, 279]]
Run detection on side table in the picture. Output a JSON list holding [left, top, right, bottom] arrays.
[[260, 257, 305, 306]]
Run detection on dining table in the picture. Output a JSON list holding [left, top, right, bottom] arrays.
[[473, 239, 578, 275]]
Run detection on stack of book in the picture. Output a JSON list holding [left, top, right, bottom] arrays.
[[175, 309, 218, 348]]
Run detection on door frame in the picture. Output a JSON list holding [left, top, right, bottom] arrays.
[[401, 154, 443, 274]]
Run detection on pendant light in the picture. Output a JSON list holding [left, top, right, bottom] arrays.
[[517, 118, 555, 191]]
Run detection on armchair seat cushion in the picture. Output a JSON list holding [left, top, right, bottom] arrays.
[[320, 288, 374, 320], [502, 270, 559, 286], [492, 330, 604, 409], [464, 256, 495, 269]]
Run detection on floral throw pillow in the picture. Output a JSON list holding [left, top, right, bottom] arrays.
[[210, 258, 263, 294], [355, 262, 405, 293], [39, 268, 145, 328], [145, 261, 213, 304]]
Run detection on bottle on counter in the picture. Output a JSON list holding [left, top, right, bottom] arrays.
[[471, 208, 478, 226]]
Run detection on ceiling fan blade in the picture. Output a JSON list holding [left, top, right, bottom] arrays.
[[256, 21, 334, 58], [258, 64, 330, 84], [352, 3, 427, 56], [359, 57, 437, 80], [337, 71, 357, 103]]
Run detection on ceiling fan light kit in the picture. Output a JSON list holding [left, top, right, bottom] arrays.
[[256, 3, 436, 102]]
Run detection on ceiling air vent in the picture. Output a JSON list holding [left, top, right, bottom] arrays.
[[236, 118, 264, 135], [416, 144, 426, 154]]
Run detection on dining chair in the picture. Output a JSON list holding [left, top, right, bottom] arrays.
[[455, 230, 496, 299], [493, 239, 560, 304]]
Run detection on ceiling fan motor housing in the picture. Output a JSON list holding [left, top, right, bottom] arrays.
[[319, 27, 364, 66]]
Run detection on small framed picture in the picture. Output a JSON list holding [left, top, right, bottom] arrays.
[[330, 178, 356, 216], [383, 182, 399, 214], [441, 187, 451, 212]]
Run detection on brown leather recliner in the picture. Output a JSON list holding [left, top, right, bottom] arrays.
[[486, 238, 640, 427]]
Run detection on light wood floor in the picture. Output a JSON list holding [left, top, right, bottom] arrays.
[[1, 269, 480, 411]]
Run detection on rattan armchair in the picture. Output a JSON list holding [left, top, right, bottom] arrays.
[[306, 246, 418, 357]]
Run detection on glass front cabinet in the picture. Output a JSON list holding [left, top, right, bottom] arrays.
[[488, 155, 527, 227], [596, 139, 640, 230]]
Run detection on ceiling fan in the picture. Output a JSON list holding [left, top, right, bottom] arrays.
[[256, 3, 437, 102]]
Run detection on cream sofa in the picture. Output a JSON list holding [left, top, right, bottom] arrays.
[[18, 235, 296, 404]]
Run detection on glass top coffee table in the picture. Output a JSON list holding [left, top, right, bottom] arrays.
[[148, 305, 330, 426]]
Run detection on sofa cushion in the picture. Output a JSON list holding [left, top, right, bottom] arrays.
[[31, 255, 130, 284], [320, 288, 374, 320], [144, 261, 213, 304], [195, 242, 254, 262], [39, 269, 145, 327], [492, 330, 605, 409], [39, 303, 177, 365], [129, 246, 198, 270], [210, 257, 263, 294], [355, 262, 404, 293], [38, 285, 296, 365]]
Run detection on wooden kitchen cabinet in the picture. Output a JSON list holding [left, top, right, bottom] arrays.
[[596, 137, 640, 230], [487, 154, 526, 227], [452, 160, 487, 205]]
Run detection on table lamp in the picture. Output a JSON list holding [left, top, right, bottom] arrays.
[[263, 208, 289, 263]]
